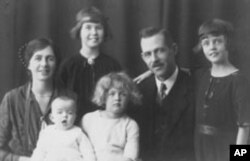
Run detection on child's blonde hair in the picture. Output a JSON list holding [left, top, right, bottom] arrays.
[[92, 72, 142, 108]]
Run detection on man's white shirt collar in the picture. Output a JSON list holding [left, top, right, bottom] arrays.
[[155, 67, 179, 96]]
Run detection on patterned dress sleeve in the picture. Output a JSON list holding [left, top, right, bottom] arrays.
[[0, 93, 20, 161]]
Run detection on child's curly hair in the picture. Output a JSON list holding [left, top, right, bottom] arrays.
[[92, 72, 142, 108]]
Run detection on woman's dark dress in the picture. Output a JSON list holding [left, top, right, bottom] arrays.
[[195, 69, 250, 161], [0, 83, 59, 161], [58, 53, 121, 124]]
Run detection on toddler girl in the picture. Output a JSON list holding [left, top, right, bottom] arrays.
[[81, 72, 141, 161]]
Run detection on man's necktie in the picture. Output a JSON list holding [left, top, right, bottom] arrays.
[[160, 83, 167, 100]]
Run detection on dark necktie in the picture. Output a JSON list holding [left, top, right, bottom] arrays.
[[160, 83, 167, 100]]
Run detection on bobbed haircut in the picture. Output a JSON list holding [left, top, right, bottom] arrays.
[[198, 18, 233, 40], [70, 6, 111, 41], [194, 18, 234, 52], [139, 26, 174, 47], [92, 72, 142, 108]]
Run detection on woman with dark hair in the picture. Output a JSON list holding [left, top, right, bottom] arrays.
[[194, 19, 250, 161], [58, 6, 121, 124], [0, 38, 62, 161]]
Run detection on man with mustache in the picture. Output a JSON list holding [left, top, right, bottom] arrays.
[[134, 27, 195, 161]]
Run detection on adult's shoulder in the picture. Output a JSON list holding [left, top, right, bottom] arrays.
[[178, 68, 192, 78], [1, 84, 28, 102], [137, 74, 155, 88], [135, 75, 156, 105], [0, 85, 28, 116], [178, 68, 195, 84]]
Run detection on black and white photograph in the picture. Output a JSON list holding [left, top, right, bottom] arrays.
[[1, 0, 250, 161]]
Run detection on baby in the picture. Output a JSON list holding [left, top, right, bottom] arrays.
[[31, 93, 96, 161]]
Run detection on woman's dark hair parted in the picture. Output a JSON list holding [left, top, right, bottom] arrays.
[[18, 38, 61, 82], [23, 38, 61, 68]]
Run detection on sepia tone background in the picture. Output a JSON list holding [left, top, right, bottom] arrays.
[[1, 0, 250, 100]]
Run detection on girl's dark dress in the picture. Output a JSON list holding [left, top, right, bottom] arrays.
[[58, 53, 121, 124], [195, 69, 250, 161]]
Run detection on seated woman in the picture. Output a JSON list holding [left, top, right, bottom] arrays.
[[0, 38, 62, 161]]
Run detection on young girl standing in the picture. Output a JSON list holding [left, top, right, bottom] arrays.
[[194, 19, 250, 161], [58, 7, 121, 124], [81, 72, 141, 161]]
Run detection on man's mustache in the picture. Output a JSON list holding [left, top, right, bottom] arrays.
[[152, 62, 162, 68]]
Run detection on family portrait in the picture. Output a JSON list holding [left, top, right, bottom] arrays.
[[1, 0, 250, 161]]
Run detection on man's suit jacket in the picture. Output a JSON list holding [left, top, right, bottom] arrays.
[[132, 69, 195, 161]]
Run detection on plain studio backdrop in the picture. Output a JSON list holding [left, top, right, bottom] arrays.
[[1, 0, 250, 100]]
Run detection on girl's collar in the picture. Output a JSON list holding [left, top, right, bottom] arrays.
[[79, 49, 100, 65]]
